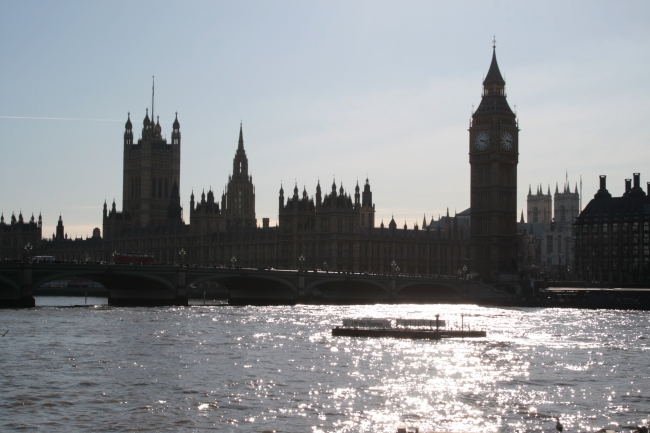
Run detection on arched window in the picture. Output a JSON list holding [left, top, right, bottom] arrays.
[[158, 178, 163, 198], [152, 178, 157, 198]]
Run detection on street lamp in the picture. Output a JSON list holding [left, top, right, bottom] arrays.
[[391, 260, 397, 274], [462, 264, 468, 279], [298, 255, 305, 271], [24, 242, 33, 260], [179, 248, 186, 265], [231, 255, 237, 268], [322, 261, 328, 273]]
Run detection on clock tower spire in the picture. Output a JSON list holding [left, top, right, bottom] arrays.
[[469, 43, 519, 279]]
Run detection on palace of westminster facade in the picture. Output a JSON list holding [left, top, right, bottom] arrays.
[[1, 110, 470, 274], [7, 46, 602, 281]]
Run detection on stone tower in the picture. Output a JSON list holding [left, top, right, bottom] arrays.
[[223, 123, 256, 228], [122, 106, 181, 227], [527, 184, 552, 224], [554, 180, 579, 226], [359, 177, 375, 230], [469, 44, 519, 278]]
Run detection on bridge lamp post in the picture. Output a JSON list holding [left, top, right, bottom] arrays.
[[463, 264, 468, 280], [179, 248, 187, 265], [24, 242, 33, 260], [323, 261, 328, 273], [298, 255, 305, 272], [391, 260, 397, 274], [231, 256, 237, 268]]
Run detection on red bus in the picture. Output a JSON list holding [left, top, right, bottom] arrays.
[[113, 252, 155, 265]]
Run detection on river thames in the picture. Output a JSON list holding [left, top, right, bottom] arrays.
[[1, 297, 648, 432]]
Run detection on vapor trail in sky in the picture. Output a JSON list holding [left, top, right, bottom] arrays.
[[0, 115, 211, 125], [0, 115, 123, 122]]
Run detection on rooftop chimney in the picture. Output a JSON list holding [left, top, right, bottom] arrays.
[[634, 173, 641, 189], [595, 175, 612, 199], [625, 178, 632, 195]]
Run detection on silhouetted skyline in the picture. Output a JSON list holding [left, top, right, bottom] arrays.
[[1, 1, 649, 237]]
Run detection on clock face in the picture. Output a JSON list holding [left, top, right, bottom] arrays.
[[474, 131, 489, 151], [501, 131, 514, 151]]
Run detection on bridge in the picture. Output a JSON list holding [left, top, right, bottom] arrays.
[[0, 263, 506, 308]]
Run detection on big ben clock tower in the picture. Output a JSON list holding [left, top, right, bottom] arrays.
[[469, 41, 519, 279]]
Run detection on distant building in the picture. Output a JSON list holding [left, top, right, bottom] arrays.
[[0, 212, 42, 260], [575, 173, 650, 283], [518, 179, 580, 278]]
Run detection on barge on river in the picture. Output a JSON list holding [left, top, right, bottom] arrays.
[[332, 317, 486, 340]]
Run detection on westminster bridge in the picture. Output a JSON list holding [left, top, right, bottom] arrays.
[[0, 263, 506, 308]]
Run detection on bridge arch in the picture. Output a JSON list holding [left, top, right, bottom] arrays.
[[31, 267, 179, 305], [395, 280, 462, 302], [187, 271, 298, 305], [0, 274, 21, 298], [305, 276, 390, 302]]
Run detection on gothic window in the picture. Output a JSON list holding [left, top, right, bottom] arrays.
[[558, 235, 562, 254], [547, 235, 553, 253], [236, 190, 242, 214], [152, 178, 157, 198], [164, 179, 169, 198], [158, 178, 163, 198]]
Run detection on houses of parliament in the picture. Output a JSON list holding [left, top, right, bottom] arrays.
[[1, 47, 526, 279]]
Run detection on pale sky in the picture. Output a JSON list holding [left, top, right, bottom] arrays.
[[1, 1, 649, 239]]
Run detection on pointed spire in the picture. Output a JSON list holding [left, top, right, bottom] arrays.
[[555, 182, 559, 194], [483, 39, 505, 85], [238, 122, 244, 151], [520, 209, 525, 223], [547, 185, 551, 196], [528, 184, 532, 196]]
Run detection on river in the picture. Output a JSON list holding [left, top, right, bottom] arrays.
[[0, 297, 648, 432]]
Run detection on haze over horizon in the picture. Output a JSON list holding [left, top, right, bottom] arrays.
[[1, 1, 649, 238]]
